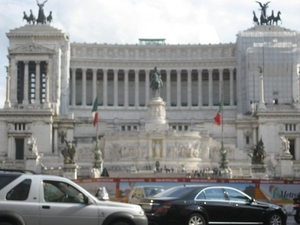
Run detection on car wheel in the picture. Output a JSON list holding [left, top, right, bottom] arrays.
[[267, 213, 283, 225], [294, 210, 300, 224], [0, 222, 14, 225], [187, 213, 206, 225], [111, 222, 129, 225]]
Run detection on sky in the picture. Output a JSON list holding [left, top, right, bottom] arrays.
[[0, 0, 299, 108]]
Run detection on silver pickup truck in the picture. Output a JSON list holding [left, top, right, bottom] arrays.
[[0, 169, 147, 225]]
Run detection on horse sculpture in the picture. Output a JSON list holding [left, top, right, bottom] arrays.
[[253, 11, 259, 25], [259, 9, 269, 25], [273, 11, 282, 25], [23, 11, 36, 24], [150, 67, 163, 98], [47, 11, 53, 24], [268, 10, 275, 25]]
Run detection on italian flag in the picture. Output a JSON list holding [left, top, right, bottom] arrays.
[[214, 97, 222, 126], [92, 97, 98, 127]]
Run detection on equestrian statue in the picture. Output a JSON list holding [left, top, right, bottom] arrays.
[[150, 67, 163, 98]]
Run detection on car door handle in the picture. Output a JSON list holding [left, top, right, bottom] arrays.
[[42, 205, 50, 209]]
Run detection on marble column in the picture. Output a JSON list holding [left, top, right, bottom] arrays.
[[198, 69, 203, 108], [208, 69, 213, 107], [4, 66, 11, 108], [145, 70, 150, 102], [219, 68, 223, 100], [135, 69, 139, 107], [35, 61, 40, 104], [230, 68, 234, 106], [23, 61, 29, 105], [258, 67, 266, 110], [177, 69, 181, 107], [71, 68, 76, 106], [92, 69, 97, 102], [53, 125, 58, 154], [187, 69, 192, 108], [82, 68, 86, 106], [43, 63, 51, 108], [124, 69, 129, 107], [103, 69, 107, 107], [113, 69, 118, 106], [166, 69, 171, 107]]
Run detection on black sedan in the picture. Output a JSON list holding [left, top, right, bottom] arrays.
[[138, 185, 287, 225]]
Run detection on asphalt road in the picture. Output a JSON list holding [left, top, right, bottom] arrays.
[[288, 216, 298, 225]]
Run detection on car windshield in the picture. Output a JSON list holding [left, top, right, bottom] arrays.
[[144, 187, 165, 197], [154, 186, 201, 198]]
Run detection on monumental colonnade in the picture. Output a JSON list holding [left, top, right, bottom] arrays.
[[69, 67, 237, 109]]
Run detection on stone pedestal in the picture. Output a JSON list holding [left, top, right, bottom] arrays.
[[25, 156, 40, 173], [251, 164, 266, 179], [277, 153, 293, 177], [145, 97, 168, 131], [63, 164, 78, 179], [90, 168, 101, 178]]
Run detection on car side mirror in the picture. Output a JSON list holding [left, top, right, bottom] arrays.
[[84, 196, 93, 205]]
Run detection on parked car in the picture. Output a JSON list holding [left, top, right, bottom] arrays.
[[128, 186, 165, 204], [138, 184, 287, 225], [0, 169, 148, 225]]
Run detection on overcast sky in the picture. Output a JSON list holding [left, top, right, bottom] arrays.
[[0, 0, 299, 108]]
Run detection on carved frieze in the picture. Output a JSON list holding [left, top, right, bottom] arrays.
[[9, 43, 55, 55], [70, 43, 236, 62]]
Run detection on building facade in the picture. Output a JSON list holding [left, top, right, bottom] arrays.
[[1, 19, 300, 177]]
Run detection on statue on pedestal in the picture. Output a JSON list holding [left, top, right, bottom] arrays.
[[61, 140, 76, 164], [150, 67, 163, 98], [249, 138, 266, 164], [280, 135, 291, 155]]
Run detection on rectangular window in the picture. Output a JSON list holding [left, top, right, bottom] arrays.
[[15, 138, 24, 160]]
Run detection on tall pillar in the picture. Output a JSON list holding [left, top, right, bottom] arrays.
[[124, 69, 129, 107], [4, 66, 11, 108], [92, 69, 97, 102], [252, 125, 257, 145], [166, 69, 171, 107], [230, 68, 234, 106], [82, 68, 86, 106], [135, 69, 139, 107], [113, 69, 118, 107], [71, 68, 76, 106], [103, 69, 107, 107], [23, 61, 29, 105], [258, 67, 266, 110], [177, 69, 181, 107], [53, 125, 58, 154], [145, 69, 150, 102], [219, 68, 223, 100], [187, 69, 192, 108], [198, 69, 203, 108], [35, 61, 40, 104], [43, 62, 51, 108], [208, 69, 213, 107]]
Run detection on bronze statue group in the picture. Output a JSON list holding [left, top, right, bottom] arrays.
[[253, 1, 281, 26], [23, 0, 52, 25]]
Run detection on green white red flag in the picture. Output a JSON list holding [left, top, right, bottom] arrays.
[[92, 97, 98, 127], [214, 97, 222, 126]]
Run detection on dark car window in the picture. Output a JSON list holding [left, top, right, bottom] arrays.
[[6, 179, 31, 201], [195, 191, 206, 200], [225, 188, 250, 202], [0, 174, 21, 190], [155, 186, 196, 198], [203, 188, 226, 200]]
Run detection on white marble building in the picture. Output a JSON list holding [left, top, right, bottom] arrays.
[[1, 21, 300, 178]]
